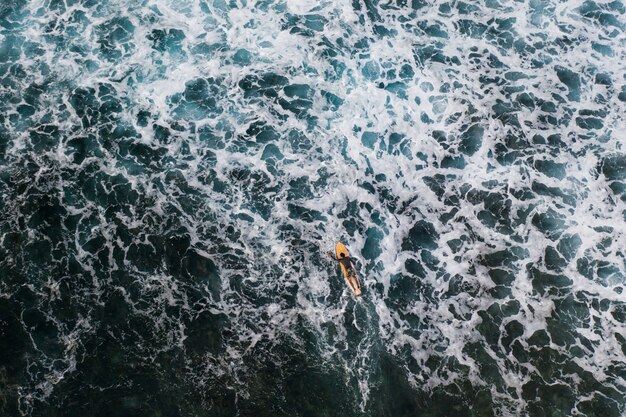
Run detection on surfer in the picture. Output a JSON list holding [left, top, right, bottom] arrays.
[[326, 242, 362, 296], [326, 251, 357, 275]]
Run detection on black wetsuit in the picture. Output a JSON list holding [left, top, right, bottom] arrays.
[[327, 252, 356, 272], [338, 256, 354, 270]]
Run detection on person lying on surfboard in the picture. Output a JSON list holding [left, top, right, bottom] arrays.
[[326, 242, 362, 296], [325, 251, 357, 275]]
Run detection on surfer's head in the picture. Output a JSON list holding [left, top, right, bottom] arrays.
[[340, 253, 346, 258]]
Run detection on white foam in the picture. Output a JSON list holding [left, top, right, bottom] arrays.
[[4, 0, 626, 413]]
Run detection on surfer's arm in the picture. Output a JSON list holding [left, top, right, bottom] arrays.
[[325, 251, 337, 260]]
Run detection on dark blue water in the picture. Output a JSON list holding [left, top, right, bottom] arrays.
[[1, 0, 625, 416]]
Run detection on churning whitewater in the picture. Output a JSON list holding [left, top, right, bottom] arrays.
[[1, 0, 625, 416]]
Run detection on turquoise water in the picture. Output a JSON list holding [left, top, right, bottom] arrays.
[[1, 0, 625, 416]]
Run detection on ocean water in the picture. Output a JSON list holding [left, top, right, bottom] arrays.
[[1, 0, 625, 416]]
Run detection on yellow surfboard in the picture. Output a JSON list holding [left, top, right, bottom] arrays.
[[335, 242, 362, 296]]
